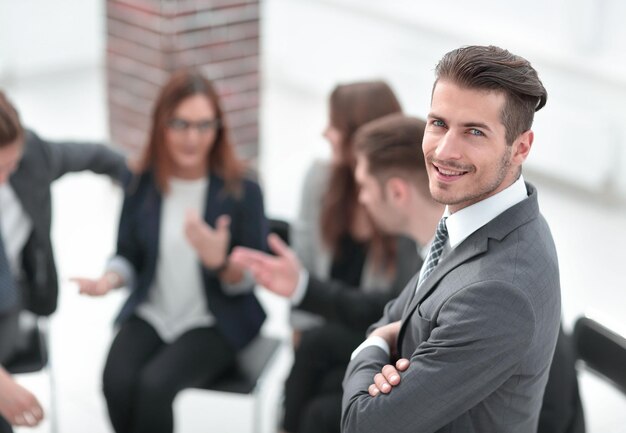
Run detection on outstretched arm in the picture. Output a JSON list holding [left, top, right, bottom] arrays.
[[29, 130, 127, 182]]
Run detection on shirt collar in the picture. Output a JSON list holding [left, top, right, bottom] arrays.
[[444, 175, 528, 249]]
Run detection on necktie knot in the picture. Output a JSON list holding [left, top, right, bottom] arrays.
[[418, 217, 449, 286]]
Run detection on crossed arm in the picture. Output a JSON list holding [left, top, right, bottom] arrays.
[[341, 281, 536, 433]]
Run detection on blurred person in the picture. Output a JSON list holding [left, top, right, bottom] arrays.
[[281, 81, 419, 433], [288, 81, 407, 340], [231, 113, 441, 433], [72, 70, 268, 433], [341, 45, 561, 433], [0, 90, 126, 432], [233, 81, 417, 432]]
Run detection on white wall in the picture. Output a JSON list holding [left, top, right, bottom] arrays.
[[0, 0, 104, 80], [4, 0, 625, 200], [261, 0, 626, 201]]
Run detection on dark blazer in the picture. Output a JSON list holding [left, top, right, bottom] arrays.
[[113, 171, 268, 350], [299, 236, 423, 332], [342, 183, 561, 433], [9, 129, 126, 316]]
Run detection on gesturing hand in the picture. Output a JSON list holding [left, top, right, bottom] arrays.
[[230, 233, 301, 297], [185, 211, 231, 269], [72, 272, 121, 297], [368, 358, 410, 397]]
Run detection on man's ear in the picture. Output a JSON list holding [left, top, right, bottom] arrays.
[[385, 177, 409, 204], [512, 130, 533, 165]]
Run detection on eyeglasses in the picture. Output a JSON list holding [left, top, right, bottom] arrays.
[[167, 118, 221, 133]]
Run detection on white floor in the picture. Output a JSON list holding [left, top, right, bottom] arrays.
[[3, 55, 626, 433]]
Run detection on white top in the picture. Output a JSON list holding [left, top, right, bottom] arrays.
[[0, 183, 32, 276], [136, 177, 214, 342], [352, 175, 529, 360]]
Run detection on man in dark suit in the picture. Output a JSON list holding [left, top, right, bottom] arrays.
[[231, 114, 443, 433], [341, 45, 561, 433], [0, 90, 126, 432]]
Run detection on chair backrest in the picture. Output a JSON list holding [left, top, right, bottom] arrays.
[[202, 335, 282, 394], [573, 317, 626, 395], [5, 314, 48, 375]]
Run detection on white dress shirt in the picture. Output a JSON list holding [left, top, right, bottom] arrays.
[[0, 183, 32, 276]]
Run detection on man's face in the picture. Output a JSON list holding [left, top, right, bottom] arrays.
[[355, 154, 407, 234], [0, 140, 23, 184], [422, 80, 529, 213]]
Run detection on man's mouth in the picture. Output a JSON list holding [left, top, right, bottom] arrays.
[[433, 164, 469, 178]]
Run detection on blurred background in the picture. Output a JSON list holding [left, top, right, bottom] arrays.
[[1, 0, 625, 432]]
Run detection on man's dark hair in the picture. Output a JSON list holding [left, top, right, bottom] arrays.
[[0, 91, 23, 147], [435, 45, 547, 144], [355, 113, 429, 194]]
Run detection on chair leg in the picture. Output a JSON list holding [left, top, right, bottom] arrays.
[[47, 362, 58, 433], [253, 391, 261, 433], [39, 318, 58, 433]]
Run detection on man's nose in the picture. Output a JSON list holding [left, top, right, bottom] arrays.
[[435, 131, 462, 160]]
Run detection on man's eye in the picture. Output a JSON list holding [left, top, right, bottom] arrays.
[[469, 128, 484, 136], [432, 119, 445, 127]]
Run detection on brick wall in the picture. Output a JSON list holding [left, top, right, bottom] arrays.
[[106, 0, 260, 161]]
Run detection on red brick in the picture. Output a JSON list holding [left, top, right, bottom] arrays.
[[106, 0, 259, 157], [200, 55, 259, 81], [107, 18, 163, 50]]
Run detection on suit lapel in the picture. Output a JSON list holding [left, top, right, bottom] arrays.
[[204, 174, 224, 226], [396, 184, 540, 354], [401, 235, 487, 322]]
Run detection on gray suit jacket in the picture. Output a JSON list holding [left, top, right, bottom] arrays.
[[9, 129, 126, 315], [342, 183, 561, 433]]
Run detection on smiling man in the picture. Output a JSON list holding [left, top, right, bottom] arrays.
[[341, 45, 561, 433]]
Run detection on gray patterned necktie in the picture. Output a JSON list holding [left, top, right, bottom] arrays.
[[417, 217, 448, 287], [0, 223, 18, 314]]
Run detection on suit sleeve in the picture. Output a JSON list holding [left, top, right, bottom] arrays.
[[298, 276, 400, 331], [33, 131, 127, 182], [342, 280, 536, 433], [364, 274, 420, 335]]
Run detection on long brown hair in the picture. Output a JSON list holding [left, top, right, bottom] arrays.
[[137, 69, 243, 192], [320, 81, 402, 267]]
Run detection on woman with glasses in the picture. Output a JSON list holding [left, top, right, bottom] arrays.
[[73, 70, 268, 433]]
